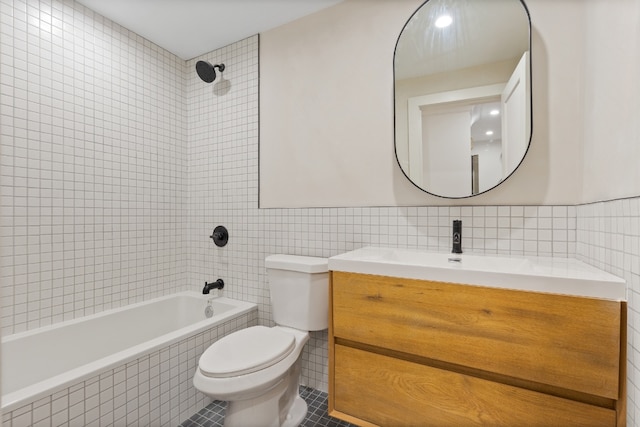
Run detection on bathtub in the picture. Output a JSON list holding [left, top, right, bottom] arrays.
[[1, 292, 258, 426]]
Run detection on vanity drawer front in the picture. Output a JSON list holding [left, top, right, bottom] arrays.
[[334, 344, 616, 427], [331, 271, 622, 399]]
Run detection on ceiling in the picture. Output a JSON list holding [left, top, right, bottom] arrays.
[[75, 0, 344, 60]]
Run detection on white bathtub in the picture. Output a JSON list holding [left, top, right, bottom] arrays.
[[1, 291, 257, 425]]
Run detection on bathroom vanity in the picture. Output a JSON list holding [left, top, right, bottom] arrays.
[[327, 247, 627, 427]]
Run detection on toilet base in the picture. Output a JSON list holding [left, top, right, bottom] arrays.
[[282, 395, 307, 427], [222, 357, 307, 427], [224, 393, 307, 427]]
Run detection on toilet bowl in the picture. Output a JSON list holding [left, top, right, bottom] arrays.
[[193, 255, 329, 427]]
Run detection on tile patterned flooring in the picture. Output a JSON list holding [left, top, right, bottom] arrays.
[[180, 387, 356, 427]]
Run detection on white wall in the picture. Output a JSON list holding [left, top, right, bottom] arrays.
[[577, 4, 640, 424], [581, 0, 640, 202], [259, 0, 419, 208], [260, 0, 585, 207]]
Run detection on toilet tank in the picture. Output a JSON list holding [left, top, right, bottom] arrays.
[[265, 255, 329, 331]]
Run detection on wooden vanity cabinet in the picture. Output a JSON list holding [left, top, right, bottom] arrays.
[[328, 271, 627, 427]]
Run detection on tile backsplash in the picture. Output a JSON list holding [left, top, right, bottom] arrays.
[[0, 0, 638, 424]]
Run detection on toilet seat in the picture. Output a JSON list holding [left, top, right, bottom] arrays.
[[198, 326, 295, 378]]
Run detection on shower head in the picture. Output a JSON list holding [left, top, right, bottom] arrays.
[[196, 61, 225, 83]]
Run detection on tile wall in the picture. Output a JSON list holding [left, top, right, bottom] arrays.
[[0, 0, 638, 424], [254, 205, 580, 390], [577, 199, 640, 426], [1, 310, 258, 427], [0, 0, 188, 335]]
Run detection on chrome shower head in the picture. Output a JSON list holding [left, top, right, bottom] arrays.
[[196, 60, 225, 83]]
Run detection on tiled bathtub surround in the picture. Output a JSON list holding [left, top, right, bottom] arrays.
[[0, 0, 188, 335], [1, 310, 258, 427], [1, 0, 639, 426]]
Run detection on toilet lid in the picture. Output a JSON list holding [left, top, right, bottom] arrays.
[[199, 326, 296, 378]]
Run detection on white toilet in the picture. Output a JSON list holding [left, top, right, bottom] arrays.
[[193, 254, 329, 427]]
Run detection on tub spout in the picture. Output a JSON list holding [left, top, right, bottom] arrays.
[[203, 279, 225, 294]]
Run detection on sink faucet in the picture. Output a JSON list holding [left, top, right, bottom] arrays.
[[452, 220, 463, 254], [202, 279, 225, 294]]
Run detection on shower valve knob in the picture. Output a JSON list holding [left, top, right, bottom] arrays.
[[210, 225, 228, 247]]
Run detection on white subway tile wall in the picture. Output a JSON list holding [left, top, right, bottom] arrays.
[[1, 311, 258, 427], [0, 0, 188, 335], [577, 199, 640, 427], [0, 0, 638, 425]]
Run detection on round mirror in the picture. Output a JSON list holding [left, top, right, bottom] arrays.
[[394, 0, 531, 198]]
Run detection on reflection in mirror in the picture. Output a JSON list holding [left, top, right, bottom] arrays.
[[394, 0, 531, 198]]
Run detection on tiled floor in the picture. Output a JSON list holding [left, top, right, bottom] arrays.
[[180, 386, 356, 427]]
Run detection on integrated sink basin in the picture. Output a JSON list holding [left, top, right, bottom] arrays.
[[328, 246, 626, 300]]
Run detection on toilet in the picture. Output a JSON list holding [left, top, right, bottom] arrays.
[[193, 254, 329, 427]]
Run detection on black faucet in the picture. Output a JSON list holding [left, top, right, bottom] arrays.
[[452, 220, 463, 254], [202, 279, 224, 294]]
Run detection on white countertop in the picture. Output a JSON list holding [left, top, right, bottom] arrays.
[[328, 246, 626, 301]]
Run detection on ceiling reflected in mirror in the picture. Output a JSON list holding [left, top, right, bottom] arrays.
[[394, 0, 531, 199]]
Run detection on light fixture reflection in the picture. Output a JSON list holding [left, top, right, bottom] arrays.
[[490, 109, 500, 116], [435, 14, 453, 28]]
